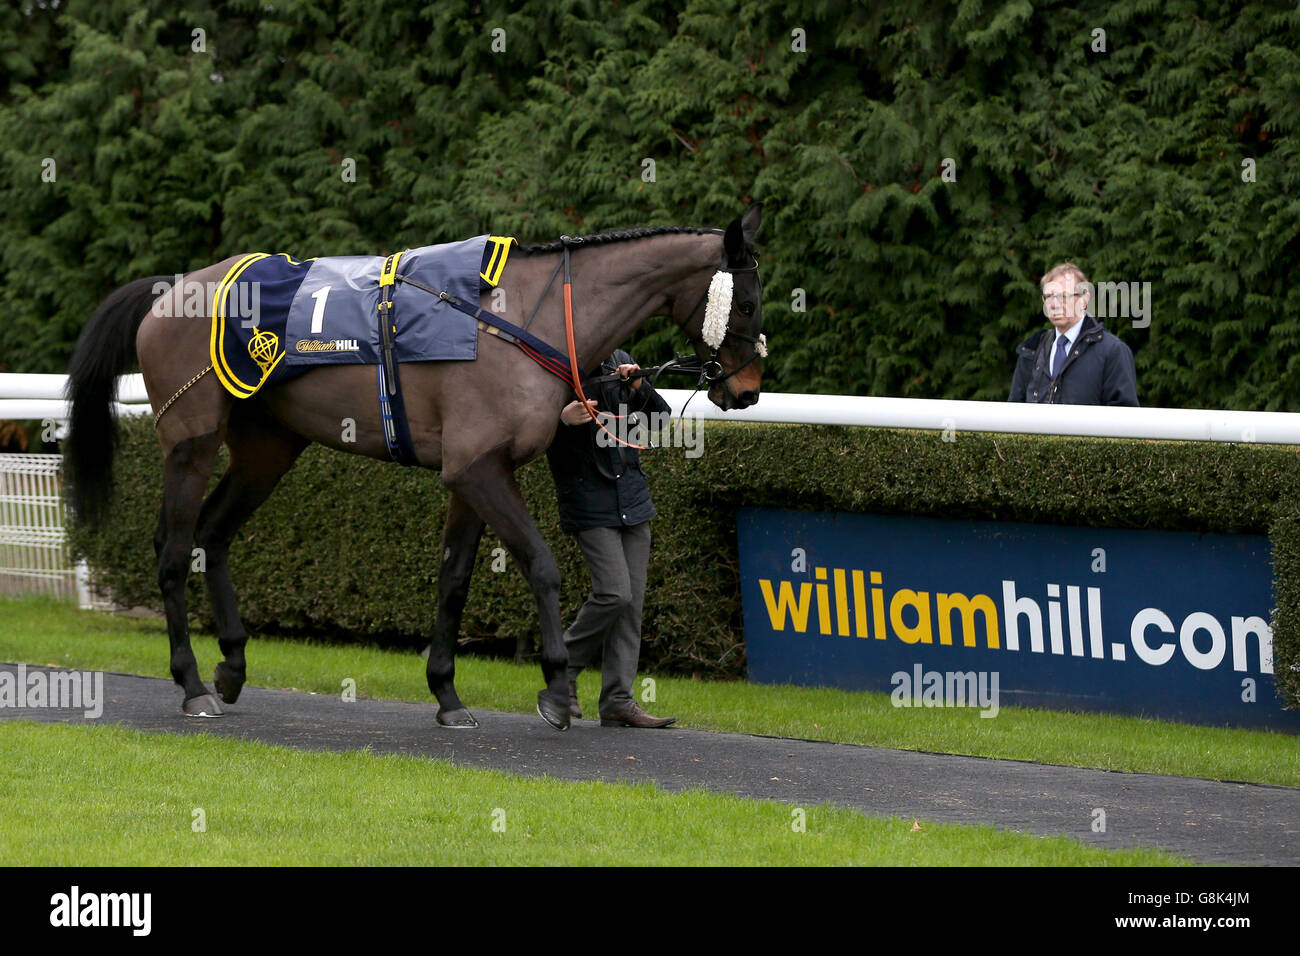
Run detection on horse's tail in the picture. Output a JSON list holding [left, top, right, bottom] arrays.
[[64, 275, 174, 528]]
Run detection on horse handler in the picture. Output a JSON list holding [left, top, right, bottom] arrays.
[[547, 348, 677, 728]]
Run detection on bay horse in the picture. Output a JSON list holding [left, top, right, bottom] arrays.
[[64, 203, 763, 730]]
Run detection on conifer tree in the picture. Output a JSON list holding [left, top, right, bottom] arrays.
[[0, 0, 1295, 411]]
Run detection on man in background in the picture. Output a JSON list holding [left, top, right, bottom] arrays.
[[1009, 262, 1138, 406]]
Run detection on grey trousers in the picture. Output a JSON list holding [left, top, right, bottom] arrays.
[[564, 522, 651, 715]]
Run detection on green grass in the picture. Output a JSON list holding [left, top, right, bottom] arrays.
[[2, 595, 1297, 787], [0, 720, 1188, 866]]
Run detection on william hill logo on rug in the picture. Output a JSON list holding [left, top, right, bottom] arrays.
[[296, 338, 360, 353]]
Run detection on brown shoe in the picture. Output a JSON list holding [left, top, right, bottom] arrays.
[[568, 681, 582, 719], [600, 702, 676, 728]]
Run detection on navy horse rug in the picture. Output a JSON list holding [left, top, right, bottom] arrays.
[[209, 235, 514, 399]]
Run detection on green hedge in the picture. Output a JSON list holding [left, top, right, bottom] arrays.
[[69, 414, 1300, 708]]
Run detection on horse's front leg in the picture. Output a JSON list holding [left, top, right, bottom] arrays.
[[444, 443, 570, 730], [427, 491, 486, 728]]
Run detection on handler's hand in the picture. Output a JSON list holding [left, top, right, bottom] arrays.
[[617, 363, 643, 390], [560, 399, 600, 426]]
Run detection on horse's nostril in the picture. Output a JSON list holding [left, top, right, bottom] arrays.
[[737, 389, 759, 408]]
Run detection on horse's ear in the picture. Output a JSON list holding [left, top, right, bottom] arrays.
[[741, 201, 762, 242], [724, 201, 762, 265]]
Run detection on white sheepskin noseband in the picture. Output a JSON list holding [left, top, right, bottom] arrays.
[[701, 270, 768, 357], [702, 271, 733, 350]]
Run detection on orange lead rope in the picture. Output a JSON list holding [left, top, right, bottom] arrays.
[[561, 239, 649, 451]]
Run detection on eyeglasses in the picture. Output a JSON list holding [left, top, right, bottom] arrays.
[[1042, 292, 1086, 304]]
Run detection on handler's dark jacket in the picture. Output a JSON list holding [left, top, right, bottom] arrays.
[[1008, 314, 1139, 406], [546, 349, 673, 533]]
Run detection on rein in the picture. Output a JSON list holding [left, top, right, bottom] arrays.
[[560, 236, 654, 451], [559, 236, 764, 450]]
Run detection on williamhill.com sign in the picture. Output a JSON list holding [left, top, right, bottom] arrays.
[[737, 509, 1297, 730]]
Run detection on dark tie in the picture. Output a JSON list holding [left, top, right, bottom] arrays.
[[1052, 334, 1069, 378]]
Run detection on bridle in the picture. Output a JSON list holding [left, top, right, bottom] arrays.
[[677, 252, 765, 386]]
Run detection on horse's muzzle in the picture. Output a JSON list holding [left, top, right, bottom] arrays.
[[715, 385, 760, 410]]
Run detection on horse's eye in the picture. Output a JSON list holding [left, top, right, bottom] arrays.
[[739, 302, 755, 316]]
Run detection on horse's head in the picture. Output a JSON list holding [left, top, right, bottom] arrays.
[[680, 203, 764, 410]]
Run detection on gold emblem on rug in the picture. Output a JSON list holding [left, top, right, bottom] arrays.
[[248, 328, 281, 374]]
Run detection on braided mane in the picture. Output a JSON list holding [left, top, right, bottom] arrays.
[[518, 225, 722, 255]]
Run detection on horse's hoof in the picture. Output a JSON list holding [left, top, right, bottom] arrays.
[[536, 691, 570, 732], [182, 693, 224, 718], [436, 707, 479, 729], [213, 662, 244, 704]]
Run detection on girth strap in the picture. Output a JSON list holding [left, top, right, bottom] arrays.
[[377, 252, 419, 465]]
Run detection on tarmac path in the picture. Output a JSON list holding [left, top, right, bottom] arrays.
[[2, 664, 1295, 865]]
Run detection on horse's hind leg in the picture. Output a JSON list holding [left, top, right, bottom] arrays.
[[157, 432, 225, 716], [427, 491, 486, 728], [195, 409, 308, 705]]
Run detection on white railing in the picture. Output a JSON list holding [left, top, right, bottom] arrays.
[[0, 373, 149, 403], [3, 373, 1300, 444], [0, 453, 97, 605], [0, 372, 149, 425], [655, 390, 1300, 445], [0, 375, 139, 605], [3, 373, 1298, 606]]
